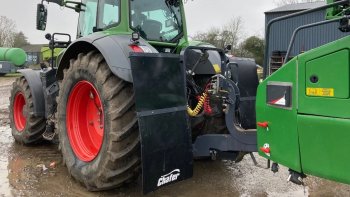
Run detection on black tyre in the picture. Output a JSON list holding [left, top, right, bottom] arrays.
[[57, 51, 140, 190], [9, 76, 46, 144]]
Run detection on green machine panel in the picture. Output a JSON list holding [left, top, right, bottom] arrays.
[[298, 36, 350, 119], [257, 35, 350, 184], [305, 49, 349, 99], [256, 58, 302, 172], [298, 115, 350, 184]]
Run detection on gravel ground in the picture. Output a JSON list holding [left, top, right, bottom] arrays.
[[0, 75, 349, 197]]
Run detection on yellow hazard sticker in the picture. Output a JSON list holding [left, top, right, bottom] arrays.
[[306, 88, 334, 97], [213, 64, 221, 74]]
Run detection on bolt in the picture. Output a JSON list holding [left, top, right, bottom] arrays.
[[89, 121, 94, 125], [89, 91, 94, 99]]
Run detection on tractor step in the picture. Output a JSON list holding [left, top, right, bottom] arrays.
[[42, 123, 56, 141]]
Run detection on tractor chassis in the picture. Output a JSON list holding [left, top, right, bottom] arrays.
[[15, 45, 258, 193]]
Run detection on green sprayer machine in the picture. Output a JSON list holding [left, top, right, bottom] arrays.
[[0, 48, 27, 67], [0, 47, 26, 75], [257, 0, 350, 186]]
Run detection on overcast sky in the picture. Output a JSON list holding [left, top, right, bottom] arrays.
[[0, 0, 276, 44]]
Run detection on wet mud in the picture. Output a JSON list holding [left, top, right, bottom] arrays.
[[0, 76, 349, 197]]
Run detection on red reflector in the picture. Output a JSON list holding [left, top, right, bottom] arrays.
[[257, 122, 268, 128], [130, 45, 144, 53], [260, 147, 270, 154]]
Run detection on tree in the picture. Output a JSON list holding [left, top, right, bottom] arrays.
[[13, 31, 30, 48], [221, 17, 243, 53], [190, 17, 244, 53], [241, 36, 265, 65], [274, 0, 320, 6], [191, 27, 221, 47], [0, 16, 16, 47]]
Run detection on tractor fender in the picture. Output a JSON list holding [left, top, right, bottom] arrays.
[[18, 69, 45, 117], [181, 43, 222, 75], [56, 32, 158, 82]]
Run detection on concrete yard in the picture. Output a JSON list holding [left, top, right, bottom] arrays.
[[0, 75, 349, 197]]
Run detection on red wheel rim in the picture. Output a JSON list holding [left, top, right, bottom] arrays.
[[66, 81, 104, 162], [13, 92, 26, 132]]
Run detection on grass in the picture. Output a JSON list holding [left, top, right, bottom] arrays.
[[5, 73, 22, 77]]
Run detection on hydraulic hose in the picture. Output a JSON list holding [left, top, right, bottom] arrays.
[[187, 92, 207, 117]]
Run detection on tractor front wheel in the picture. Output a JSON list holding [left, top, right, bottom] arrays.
[[9, 76, 46, 144], [57, 52, 140, 190]]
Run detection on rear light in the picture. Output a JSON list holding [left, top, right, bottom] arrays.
[[257, 122, 268, 128], [129, 45, 153, 53], [130, 45, 144, 53]]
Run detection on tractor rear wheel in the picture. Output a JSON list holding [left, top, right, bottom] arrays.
[[9, 76, 46, 144], [57, 51, 140, 191]]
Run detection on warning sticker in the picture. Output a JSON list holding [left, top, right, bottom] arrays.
[[306, 88, 334, 97], [212, 64, 221, 74]]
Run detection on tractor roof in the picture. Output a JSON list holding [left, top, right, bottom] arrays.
[[265, 1, 326, 14]]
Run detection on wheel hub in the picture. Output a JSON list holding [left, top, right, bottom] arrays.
[[13, 92, 26, 131], [66, 81, 104, 162]]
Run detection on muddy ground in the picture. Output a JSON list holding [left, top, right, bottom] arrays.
[[0, 75, 350, 197]]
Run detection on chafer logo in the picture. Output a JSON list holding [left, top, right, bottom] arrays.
[[157, 169, 180, 187]]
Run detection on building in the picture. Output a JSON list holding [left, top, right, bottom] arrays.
[[265, 1, 348, 73], [21, 44, 45, 67], [0, 61, 14, 75]]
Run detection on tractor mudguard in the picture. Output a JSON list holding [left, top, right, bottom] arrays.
[[181, 45, 222, 75], [18, 69, 45, 117], [130, 53, 193, 194], [223, 60, 258, 152], [56, 32, 158, 82], [228, 58, 259, 129]]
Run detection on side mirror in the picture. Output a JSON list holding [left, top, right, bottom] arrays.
[[36, 4, 48, 31]]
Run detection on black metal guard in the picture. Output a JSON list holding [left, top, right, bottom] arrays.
[[182, 46, 228, 74], [130, 53, 193, 194]]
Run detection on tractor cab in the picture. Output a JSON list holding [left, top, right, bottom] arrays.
[[37, 0, 187, 53], [129, 0, 183, 43]]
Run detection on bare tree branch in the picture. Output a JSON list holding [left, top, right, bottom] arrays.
[[221, 17, 243, 52], [0, 16, 16, 47], [190, 16, 244, 54]]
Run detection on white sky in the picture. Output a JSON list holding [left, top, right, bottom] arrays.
[[0, 0, 276, 44]]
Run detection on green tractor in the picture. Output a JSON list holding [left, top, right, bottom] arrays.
[[257, 0, 350, 186], [41, 46, 64, 67], [8, 0, 259, 193]]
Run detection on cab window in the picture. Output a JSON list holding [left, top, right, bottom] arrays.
[[97, 0, 120, 29], [130, 0, 183, 42], [78, 0, 120, 37], [78, 0, 97, 37]]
